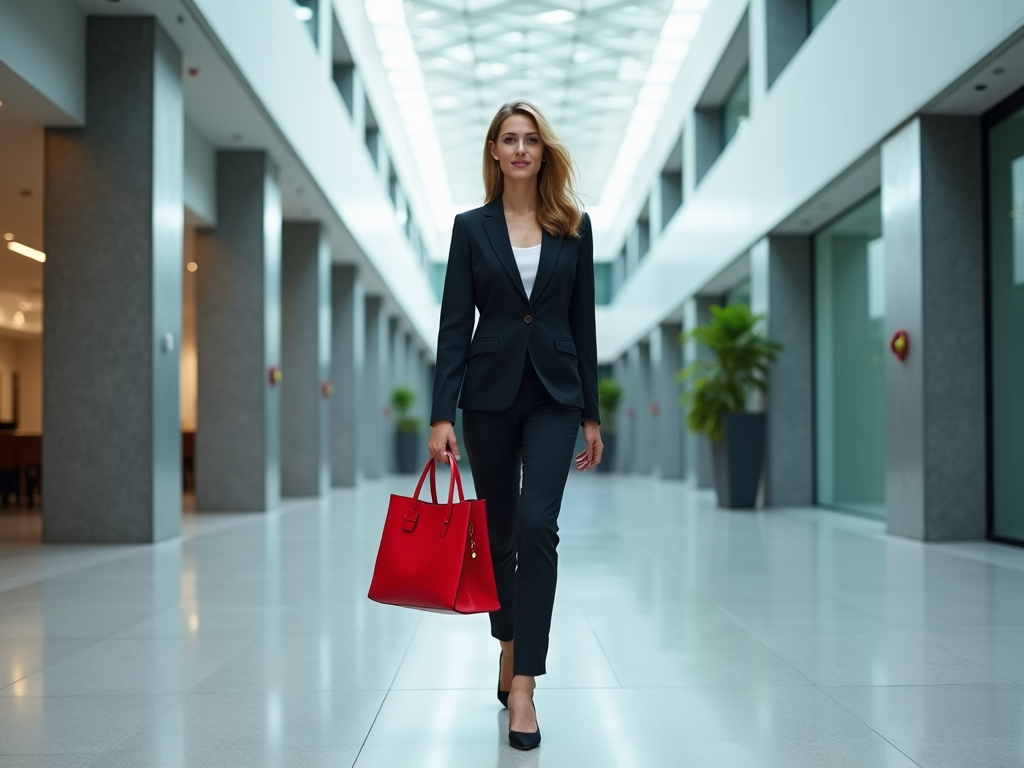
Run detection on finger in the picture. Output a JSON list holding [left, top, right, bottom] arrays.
[[448, 435, 461, 461]]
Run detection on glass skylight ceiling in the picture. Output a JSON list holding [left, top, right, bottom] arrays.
[[367, 0, 708, 230]]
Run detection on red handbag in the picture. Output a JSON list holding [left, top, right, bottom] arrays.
[[368, 453, 500, 614]]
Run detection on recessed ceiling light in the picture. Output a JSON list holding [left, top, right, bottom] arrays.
[[294, 5, 314, 22], [0, 100, 4, 108], [7, 241, 46, 263], [18, 301, 32, 310], [3, 233, 12, 241], [187, 262, 198, 273], [537, 9, 575, 24], [13, 312, 25, 326]]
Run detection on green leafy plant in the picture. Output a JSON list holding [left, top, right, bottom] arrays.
[[678, 304, 782, 443], [598, 378, 624, 434], [390, 385, 421, 434]]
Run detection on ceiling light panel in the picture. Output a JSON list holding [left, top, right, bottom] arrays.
[[371, 0, 700, 230]]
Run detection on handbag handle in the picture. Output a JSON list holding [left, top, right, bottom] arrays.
[[412, 453, 466, 507], [411, 458, 440, 505]]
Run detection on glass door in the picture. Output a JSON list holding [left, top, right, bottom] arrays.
[[814, 194, 886, 518], [988, 105, 1024, 544]]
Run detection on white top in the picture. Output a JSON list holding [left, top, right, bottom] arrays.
[[511, 243, 542, 298]]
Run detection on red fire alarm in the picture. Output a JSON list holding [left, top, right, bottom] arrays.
[[890, 330, 910, 362], [322, 381, 334, 398], [268, 366, 283, 386]]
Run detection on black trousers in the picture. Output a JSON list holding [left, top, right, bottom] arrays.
[[462, 357, 581, 677]]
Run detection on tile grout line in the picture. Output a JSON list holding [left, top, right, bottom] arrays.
[[349, 611, 424, 767], [814, 685, 928, 768]]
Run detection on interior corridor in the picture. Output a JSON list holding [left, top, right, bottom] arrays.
[[1, 473, 1022, 767]]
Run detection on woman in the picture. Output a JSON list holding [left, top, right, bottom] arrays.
[[428, 99, 603, 751]]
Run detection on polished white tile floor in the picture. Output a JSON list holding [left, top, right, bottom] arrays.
[[1, 473, 1023, 767]]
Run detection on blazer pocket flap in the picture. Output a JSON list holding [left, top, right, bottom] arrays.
[[468, 337, 499, 357], [554, 338, 577, 356]]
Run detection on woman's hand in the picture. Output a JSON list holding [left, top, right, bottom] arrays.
[[428, 421, 461, 464], [582, 420, 603, 469]]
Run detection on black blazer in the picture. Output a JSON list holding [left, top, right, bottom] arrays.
[[430, 198, 599, 426]]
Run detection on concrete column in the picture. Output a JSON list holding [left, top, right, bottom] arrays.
[[750, 235, 814, 505], [280, 222, 330, 497], [658, 322, 685, 479], [385, 317, 400, 473], [330, 265, 363, 487], [362, 296, 386, 479], [43, 17, 183, 543], [882, 117, 986, 540], [612, 356, 630, 473], [634, 342, 654, 474], [684, 297, 717, 489], [196, 151, 282, 512]]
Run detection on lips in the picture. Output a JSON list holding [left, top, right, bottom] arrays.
[[512, 161, 530, 168]]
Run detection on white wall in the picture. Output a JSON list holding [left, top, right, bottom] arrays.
[[190, 0, 441, 353], [598, 0, 1024, 361], [184, 118, 217, 226], [0, 0, 85, 124]]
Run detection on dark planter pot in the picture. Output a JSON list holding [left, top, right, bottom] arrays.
[[395, 432, 420, 474], [597, 433, 617, 473], [712, 413, 766, 509]]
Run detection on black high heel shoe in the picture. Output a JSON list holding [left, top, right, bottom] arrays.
[[508, 695, 541, 750], [497, 651, 509, 708]]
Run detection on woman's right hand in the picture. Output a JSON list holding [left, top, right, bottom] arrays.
[[428, 421, 461, 464]]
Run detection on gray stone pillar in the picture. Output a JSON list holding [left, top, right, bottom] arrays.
[[881, 117, 986, 540], [634, 342, 655, 474], [658, 323, 685, 479], [43, 17, 183, 543], [385, 317, 401, 473], [362, 296, 386, 479], [684, 297, 717, 489], [196, 151, 282, 512], [280, 222, 330, 497], [750, 235, 814, 505], [331, 265, 363, 487], [612, 356, 630, 473]]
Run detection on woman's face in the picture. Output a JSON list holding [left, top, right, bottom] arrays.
[[490, 113, 544, 182]]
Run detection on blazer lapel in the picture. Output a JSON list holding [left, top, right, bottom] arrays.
[[530, 228, 563, 302], [481, 199, 529, 301]]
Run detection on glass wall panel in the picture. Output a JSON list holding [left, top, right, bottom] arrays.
[[725, 279, 751, 308], [988, 105, 1024, 544], [809, 0, 840, 31], [814, 194, 886, 518], [721, 70, 750, 149]]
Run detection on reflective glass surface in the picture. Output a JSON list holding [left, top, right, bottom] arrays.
[[721, 70, 750, 149], [988, 105, 1024, 544], [810, 0, 840, 31], [814, 194, 886, 518]]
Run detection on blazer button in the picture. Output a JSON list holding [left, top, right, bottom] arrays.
[[524, 315, 533, 324]]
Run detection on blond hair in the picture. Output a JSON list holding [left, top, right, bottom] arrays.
[[482, 100, 583, 238]]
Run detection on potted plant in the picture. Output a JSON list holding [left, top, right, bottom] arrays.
[[597, 378, 624, 473], [391, 385, 422, 474], [679, 304, 781, 508]]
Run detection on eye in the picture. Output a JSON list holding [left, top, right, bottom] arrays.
[[528, 137, 539, 144], [503, 136, 515, 144]]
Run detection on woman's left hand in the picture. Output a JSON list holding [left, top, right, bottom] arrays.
[[581, 420, 603, 470]]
